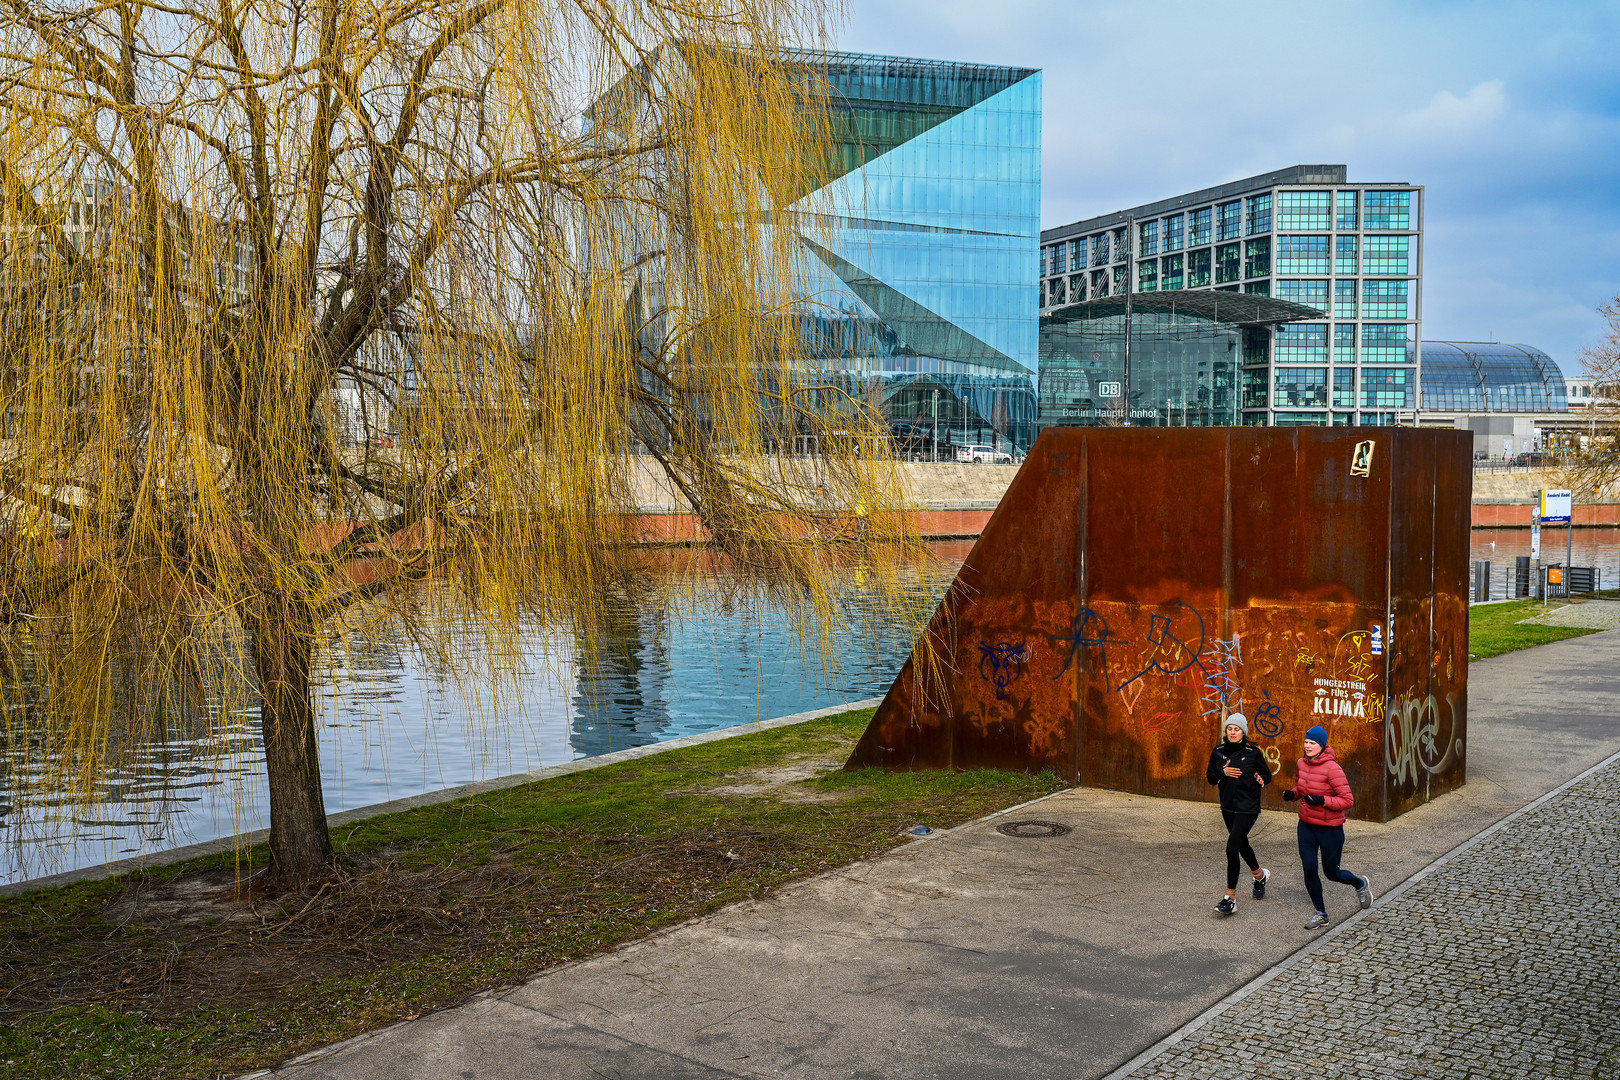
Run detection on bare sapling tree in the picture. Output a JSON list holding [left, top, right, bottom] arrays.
[[1568, 294, 1620, 495], [0, 0, 925, 884]]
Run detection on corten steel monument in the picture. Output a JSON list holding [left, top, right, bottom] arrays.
[[848, 427, 1472, 822]]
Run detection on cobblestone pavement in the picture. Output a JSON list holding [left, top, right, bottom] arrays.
[[1125, 758, 1620, 1080], [1519, 600, 1620, 631]]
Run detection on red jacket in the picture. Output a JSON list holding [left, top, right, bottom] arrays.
[[1293, 746, 1354, 826]]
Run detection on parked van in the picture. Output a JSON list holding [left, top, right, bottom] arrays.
[[956, 444, 1012, 464]]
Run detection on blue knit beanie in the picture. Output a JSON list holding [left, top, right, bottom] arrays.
[[1305, 725, 1329, 747]]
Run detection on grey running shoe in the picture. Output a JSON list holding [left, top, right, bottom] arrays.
[[1357, 875, 1373, 909], [1215, 896, 1237, 916], [1304, 911, 1330, 929], [1252, 867, 1271, 900]]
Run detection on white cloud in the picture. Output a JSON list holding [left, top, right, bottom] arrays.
[[1393, 81, 1508, 141]]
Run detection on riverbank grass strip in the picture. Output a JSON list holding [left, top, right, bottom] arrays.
[[0, 707, 1067, 1080], [1467, 598, 1605, 659]]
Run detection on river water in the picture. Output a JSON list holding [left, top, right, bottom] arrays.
[[0, 547, 968, 887], [1470, 526, 1620, 599], [6, 529, 1618, 887]]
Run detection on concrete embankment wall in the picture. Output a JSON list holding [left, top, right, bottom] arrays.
[[629, 459, 1620, 541]]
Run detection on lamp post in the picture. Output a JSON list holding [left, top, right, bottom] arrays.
[[1122, 216, 1134, 425], [932, 388, 939, 462]]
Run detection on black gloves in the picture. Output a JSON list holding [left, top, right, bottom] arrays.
[[1304, 794, 1326, 807], [1282, 790, 1326, 806], [1282, 789, 1297, 801]]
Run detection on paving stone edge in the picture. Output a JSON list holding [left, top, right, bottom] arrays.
[[0, 697, 883, 897], [1098, 744, 1620, 1080]]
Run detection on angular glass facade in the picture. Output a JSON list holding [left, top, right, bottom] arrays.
[[797, 53, 1041, 452], [1039, 166, 1423, 426]]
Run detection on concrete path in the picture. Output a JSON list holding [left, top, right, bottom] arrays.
[[1115, 752, 1620, 1080], [268, 630, 1620, 1080]]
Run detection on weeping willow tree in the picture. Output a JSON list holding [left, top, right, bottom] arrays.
[[0, 0, 926, 883]]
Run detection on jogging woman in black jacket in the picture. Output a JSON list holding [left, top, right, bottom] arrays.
[[1205, 713, 1273, 915]]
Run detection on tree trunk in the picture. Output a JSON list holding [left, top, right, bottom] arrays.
[[246, 606, 334, 884]]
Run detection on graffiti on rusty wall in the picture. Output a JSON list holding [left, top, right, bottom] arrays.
[[848, 427, 1472, 823]]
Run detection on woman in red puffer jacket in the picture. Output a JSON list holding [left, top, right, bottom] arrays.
[[1282, 725, 1373, 929]]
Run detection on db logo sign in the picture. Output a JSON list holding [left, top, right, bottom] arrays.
[[1098, 381, 1122, 398]]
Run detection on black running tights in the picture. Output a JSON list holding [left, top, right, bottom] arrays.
[[1222, 810, 1260, 890]]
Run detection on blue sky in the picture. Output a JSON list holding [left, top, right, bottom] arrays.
[[838, 0, 1620, 371]]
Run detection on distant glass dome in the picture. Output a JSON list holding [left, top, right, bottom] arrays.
[[1416, 341, 1567, 412]]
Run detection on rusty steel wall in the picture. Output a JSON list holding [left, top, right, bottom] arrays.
[[847, 427, 1472, 823]]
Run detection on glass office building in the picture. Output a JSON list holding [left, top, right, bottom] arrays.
[[793, 53, 1042, 452], [1039, 291, 1324, 427], [1040, 166, 1421, 427]]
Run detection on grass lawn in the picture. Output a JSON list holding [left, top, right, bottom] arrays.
[[1468, 599, 1603, 659], [0, 708, 1066, 1080]]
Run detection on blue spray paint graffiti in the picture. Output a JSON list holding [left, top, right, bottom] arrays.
[[978, 641, 1029, 701], [1049, 608, 1126, 684], [1118, 602, 1207, 690]]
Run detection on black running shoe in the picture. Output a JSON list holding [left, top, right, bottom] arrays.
[[1252, 867, 1270, 900], [1215, 896, 1236, 916]]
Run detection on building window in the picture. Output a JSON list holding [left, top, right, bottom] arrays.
[[1275, 323, 1329, 364], [1276, 278, 1328, 311], [1245, 281, 1270, 296], [1217, 201, 1242, 241], [1362, 323, 1409, 363], [1335, 280, 1357, 318], [1243, 368, 1268, 408], [1189, 207, 1212, 246], [1161, 253, 1184, 290], [1247, 194, 1272, 235], [1335, 191, 1358, 230], [1274, 412, 1329, 426], [1278, 191, 1331, 230], [1335, 235, 1358, 275], [1277, 235, 1331, 274], [1274, 368, 1328, 408], [1140, 219, 1159, 256], [1333, 368, 1356, 408], [1164, 214, 1185, 251], [1070, 274, 1087, 302], [1091, 268, 1110, 298], [1363, 235, 1409, 275], [1244, 237, 1271, 278], [1363, 280, 1409, 318], [1049, 277, 1067, 306], [1334, 323, 1355, 362], [1361, 368, 1412, 408], [1215, 243, 1241, 283], [1138, 258, 1158, 292], [1365, 191, 1411, 230], [1092, 233, 1110, 267], [1069, 241, 1084, 272], [1332, 412, 1354, 427], [1187, 248, 1211, 288], [1242, 327, 1271, 365], [1046, 246, 1059, 276]]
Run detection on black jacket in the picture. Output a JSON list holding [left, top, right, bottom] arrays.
[[1206, 740, 1273, 814]]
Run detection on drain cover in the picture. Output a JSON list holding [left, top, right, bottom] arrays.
[[995, 820, 1072, 838]]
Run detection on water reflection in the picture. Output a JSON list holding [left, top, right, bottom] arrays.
[[1, 548, 963, 886]]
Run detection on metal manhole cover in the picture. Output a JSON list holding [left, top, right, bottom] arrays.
[[995, 820, 1072, 838]]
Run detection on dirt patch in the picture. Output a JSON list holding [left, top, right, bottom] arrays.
[[665, 756, 853, 800], [102, 871, 259, 928]]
